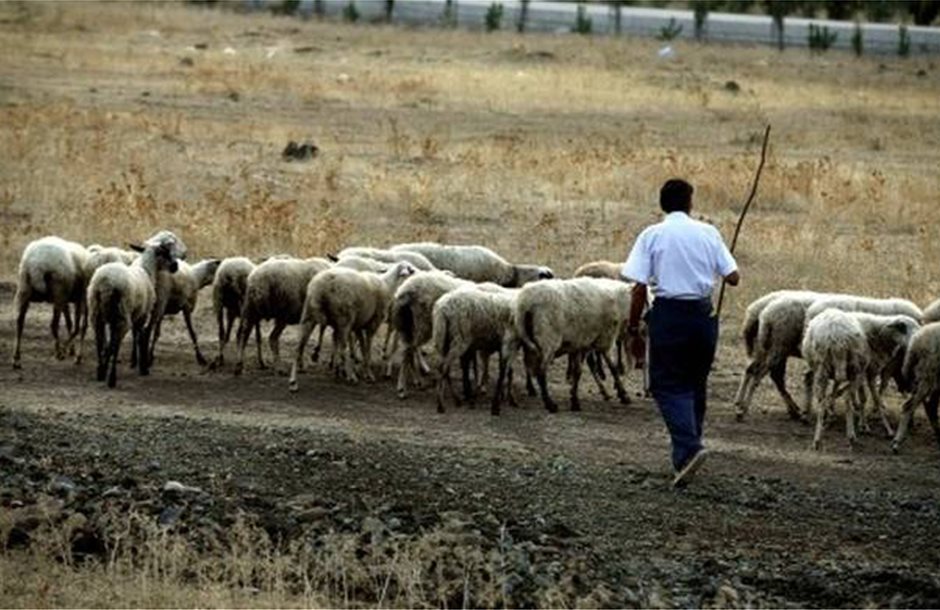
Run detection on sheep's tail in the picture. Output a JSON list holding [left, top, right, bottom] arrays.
[[519, 307, 540, 355], [743, 313, 760, 358], [90, 283, 124, 343], [392, 293, 415, 345], [433, 309, 451, 359], [23, 266, 56, 300]]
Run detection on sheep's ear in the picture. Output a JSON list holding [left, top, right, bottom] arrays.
[[327, 253, 339, 262], [538, 267, 554, 280], [128, 243, 145, 253]]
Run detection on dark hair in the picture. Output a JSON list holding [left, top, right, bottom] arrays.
[[660, 179, 693, 213]]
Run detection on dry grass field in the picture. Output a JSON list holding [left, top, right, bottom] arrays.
[[2, 1, 940, 608]]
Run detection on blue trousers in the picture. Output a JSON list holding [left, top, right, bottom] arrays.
[[647, 298, 718, 471]]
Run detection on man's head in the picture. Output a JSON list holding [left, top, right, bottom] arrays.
[[660, 178, 693, 214]]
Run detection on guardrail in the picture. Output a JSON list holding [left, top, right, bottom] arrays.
[[269, 0, 940, 55]]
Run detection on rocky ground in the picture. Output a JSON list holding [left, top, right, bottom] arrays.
[[3, 286, 940, 607]]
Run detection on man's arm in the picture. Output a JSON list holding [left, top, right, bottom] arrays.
[[628, 282, 647, 332], [724, 270, 740, 286]]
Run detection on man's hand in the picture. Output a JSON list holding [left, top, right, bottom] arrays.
[[725, 270, 741, 286]]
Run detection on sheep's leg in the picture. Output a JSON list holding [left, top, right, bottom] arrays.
[[925, 391, 940, 453], [864, 373, 892, 437], [358, 329, 376, 382], [268, 320, 287, 373], [107, 318, 126, 388], [525, 369, 536, 397], [801, 369, 815, 422], [51, 305, 65, 360], [233, 317, 248, 375], [436, 346, 460, 413], [289, 318, 316, 393], [138, 320, 154, 377], [180, 308, 207, 366], [130, 327, 140, 371], [94, 310, 108, 382], [602, 350, 631, 405], [76, 297, 89, 365], [478, 353, 491, 393], [846, 379, 862, 448], [812, 373, 830, 451], [535, 351, 558, 414], [492, 352, 509, 416], [586, 352, 612, 401], [214, 303, 228, 367], [384, 331, 399, 379], [146, 320, 162, 369], [310, 324, 326, 364], [769, 361, 803, 421], [569, 352, 584, 412], [892, 387, 928, 453], [62, 302, 77, 356], [417, 349, 432, 376], [396, 344, 413, 399], [733, 359, 765, 420], [460, 351, 476, 405], [616, 339, 625, 376], [336, 327, 358, 383]]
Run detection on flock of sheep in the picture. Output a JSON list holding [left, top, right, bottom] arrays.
[[10, 231, 940, 455]]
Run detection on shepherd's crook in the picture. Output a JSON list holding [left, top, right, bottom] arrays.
[[714, 125, 772, 320]]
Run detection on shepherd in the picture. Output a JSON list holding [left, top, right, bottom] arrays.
[[621, 179, 740, 488]]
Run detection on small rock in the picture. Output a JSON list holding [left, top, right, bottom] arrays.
[[180, 57, 194, 67], [724, 80, 741, 93], [194, 42, 208, 50], [163, 481, 202, 494], [282, 140, 319, 161], [159, 505, 184, 527], [228, 91, 240, 102], [102, 486, 123, 498], [51, 476, 77, 498], [147, 460, 161, 472], [916, 69, 928, 78]]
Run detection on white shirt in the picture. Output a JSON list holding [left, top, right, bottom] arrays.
[[621, 212, 737, 300]]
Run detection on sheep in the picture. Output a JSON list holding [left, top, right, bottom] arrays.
[[390, 270, 475, 398], [211, 257, 256, 368], [431, 284, 521, 415], [572, 260, 623, 280], [733, 291, 835, 421], [923, 298, 940, 324], [891, 322, 940, 454], [288, 262, 417, 390], [86, 231, 187, 388], [149, 259, 222, 366], [73, 246, 140, 364], [801, 309, 869, 450], [332, 255, 389, 273], [12, 236, 93, 369], [805, 295, 923, 325], [233, 256, 332, 375], [390, 242, 554, 287], [804, 312, 919, 439], [514, 277, 633, 413], [335, 246, 436, 271]]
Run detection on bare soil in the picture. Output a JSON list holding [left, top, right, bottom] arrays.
[[3, 282, 940, 608]]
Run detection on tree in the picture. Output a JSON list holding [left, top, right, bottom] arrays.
[[906, 0, 940, 25], [517, 0, 530, 33], [764, 0, 792, 50]]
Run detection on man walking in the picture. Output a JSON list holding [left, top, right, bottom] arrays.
[[621, 179, 740, 488]]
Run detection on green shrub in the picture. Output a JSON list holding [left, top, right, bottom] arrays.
[[808, 23, 837, 53], [851, 20, 863, 56], [342, 1, 359, 22], [898, 24, 911, 57], [658, 17, 683, 41], [573, 3, 592, 35], [485, 2, 503, 31]]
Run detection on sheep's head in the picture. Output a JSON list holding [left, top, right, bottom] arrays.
[[512, 264, 555, 287], [195, 258, 223, 288], [129, 231, 187, 274], [144, 230, 188, 261]]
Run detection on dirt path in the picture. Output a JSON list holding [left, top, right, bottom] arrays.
[[3, 291, 940, 607]]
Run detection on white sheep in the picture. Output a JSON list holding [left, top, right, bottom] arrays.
[[733, 291, 834, 421], [891, 322, 940, 454], [233, 256, 331, 375], [804, 312, 919, 440], [801, 309, 870, 450], [75, 245, 140, 363], [211, 256, 256, 367], [12, 236, 92, 368], [514, 277, 633, 413], [332, 255, 389, 273], [390, 270, 475, 398], [805, 295, 923, 325], [288, 262, 417, 390], [431, 284, 521, 415], [923, 298, 940, 324], [391, 242, 554, 287], [335, 246, 436, 271], [149, 259, 222, 366], [572, 260, 623, 280], [87, 231, 187, 388]]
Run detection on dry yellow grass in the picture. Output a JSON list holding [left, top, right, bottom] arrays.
[[2, 1, 939, 330]]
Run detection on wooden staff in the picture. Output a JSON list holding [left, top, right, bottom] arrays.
[[715, 124, 772, 320]]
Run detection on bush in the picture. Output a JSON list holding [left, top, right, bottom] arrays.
[[485, 2, 503, 31], [343, 1, 359, 22], [851, 20, 863, 56], [572, 3, 592, 35], [658, 17, 683, 41], [898, 24, 911, 57], [808, 23, 837, 52]]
